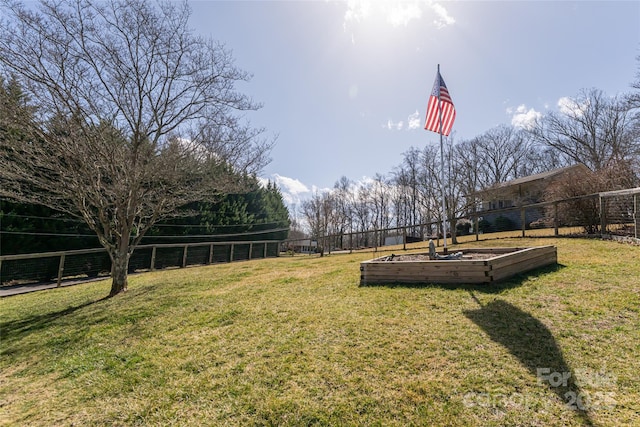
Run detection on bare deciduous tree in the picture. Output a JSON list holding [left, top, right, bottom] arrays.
[[352, 182, 373, 248], [300, 191, 335, 256], [531, 88, 639, 173], [333, 176, 355, 250], [390, 166, 411, 232], [370, 173, 391, 247], [0, 0, 273, 296], [468, 125, 538, 187]]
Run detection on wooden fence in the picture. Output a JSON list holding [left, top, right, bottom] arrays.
[[0, 240, 281, 287]]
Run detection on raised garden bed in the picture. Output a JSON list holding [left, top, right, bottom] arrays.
[[359, 246, 557, 285]]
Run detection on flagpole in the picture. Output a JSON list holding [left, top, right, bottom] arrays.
[[437, 64, 448, 253]]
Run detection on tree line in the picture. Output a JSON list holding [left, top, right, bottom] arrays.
[[298, 81, 640, 250], [0, 177, 290, 255]]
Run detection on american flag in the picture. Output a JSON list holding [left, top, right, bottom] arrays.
[[424, 70, 456, 136]]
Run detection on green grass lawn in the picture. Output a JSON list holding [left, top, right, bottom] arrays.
[[1, 237, 639, 426]]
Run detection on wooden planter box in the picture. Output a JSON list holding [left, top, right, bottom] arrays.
[[360, 246, 557, 286]]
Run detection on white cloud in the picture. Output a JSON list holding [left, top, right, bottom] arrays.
[[508, 104, 542, 130], [260, 173, 311, 206], [429, 2, 455, 28], [385, 111, 422, 131], [387, 1, 423, 27], [310, 184, 332, 195], [343, 1, 455, 34], [408, 110, 421, 129], [274, 174, 309, 195], [557, 96, 588, 117], [385, 119, 404, 130], [344, 0, 372, 27], [557, 97, 575, 115]]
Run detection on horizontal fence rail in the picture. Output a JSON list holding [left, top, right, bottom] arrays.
[[0, 240, 282, 287]]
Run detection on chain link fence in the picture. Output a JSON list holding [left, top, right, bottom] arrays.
[[292, 188, 640, 253]]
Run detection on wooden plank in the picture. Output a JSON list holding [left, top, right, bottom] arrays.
[[491, 256, 555, 282], [362, 273, 490, 281], [362, 267, 490, 281], [489, 246, 555, 269], [490, 247, 557, 269], [488, 247, 542, 268], [489, 252, 557, 282], [363, 271, 489, 281], [490, 250, 556, 275], [362, 277, 491, 285], [361, 275, 491, 285]]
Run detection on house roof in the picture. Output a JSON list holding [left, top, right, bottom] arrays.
[[476, 164, 590, 194]]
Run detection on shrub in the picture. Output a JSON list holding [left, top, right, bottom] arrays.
[[475, 219, 492, 233], [456, 220, 472, 236], [494, 215, 516, 232]]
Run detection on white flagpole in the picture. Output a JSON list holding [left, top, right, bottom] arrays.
[[437, 64, 448, 252]]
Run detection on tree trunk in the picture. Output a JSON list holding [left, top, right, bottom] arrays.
[[109, 246, 130, 297], [450, 218, 459, 244]]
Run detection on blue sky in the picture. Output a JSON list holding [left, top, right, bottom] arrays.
[[188, 1, 640, 207]]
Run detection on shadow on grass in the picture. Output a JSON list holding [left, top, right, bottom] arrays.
[[464, 297, 593, 425], [1, 296, 110, 345], [1, 284, 161, 356], [363, 263, 592, 423], [361, 263, 565, 294]]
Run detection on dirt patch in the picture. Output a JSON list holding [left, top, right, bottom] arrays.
[[382, 253, 497, 261]]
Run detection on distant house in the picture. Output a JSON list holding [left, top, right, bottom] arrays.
[[474, 164, 591, 229], [285, 239, 317, 254], [383, 235, 424, 246], [384, 235, 404, 246]]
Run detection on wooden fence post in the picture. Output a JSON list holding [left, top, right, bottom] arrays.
[[554, 202, 559, 236], [230, 244, 234, 262], [150, 246, 156, 271], [209, 244, 214, 264], [475, 216, 479, 241], [634, 194, 639, 239], [403, 226, 407, 251], [57, 254, 65, 287], [263, 242, 268, 258], [521, 208, 526, 237], [249, 243, 253, 260], [182, 245, 188, 268], [600, 196, 606, 234]]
